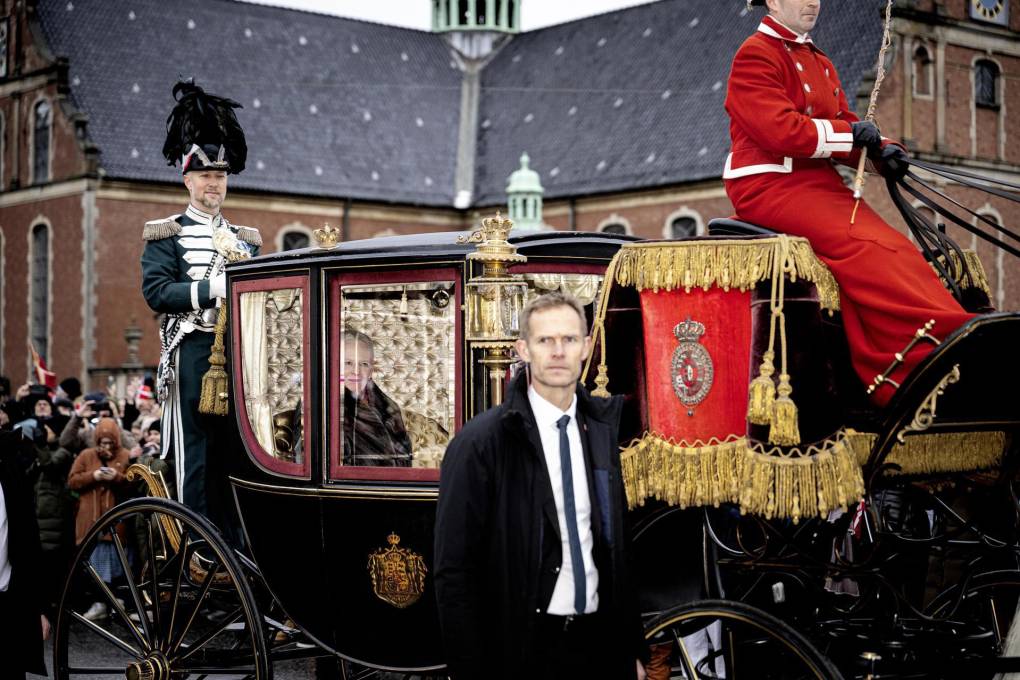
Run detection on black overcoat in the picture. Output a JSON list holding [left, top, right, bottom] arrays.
[[434, 372, 645, 680], [0, 432, 47, 677]]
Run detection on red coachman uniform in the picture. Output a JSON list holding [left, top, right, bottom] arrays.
[[724, 14, 976, 406]]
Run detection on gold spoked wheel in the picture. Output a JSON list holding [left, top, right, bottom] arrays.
[[54, 498, 269, 680], [643, 599, 843, 680]]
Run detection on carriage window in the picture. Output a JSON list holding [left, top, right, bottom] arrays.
[[522, 273, 603, 307], [338, 281, 456, 469], [239, 287, 306, 466]]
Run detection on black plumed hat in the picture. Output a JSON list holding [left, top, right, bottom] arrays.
[[162, 80, 247, 174]]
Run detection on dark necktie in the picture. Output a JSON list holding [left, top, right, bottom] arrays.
[[556, 414, 586, 614]]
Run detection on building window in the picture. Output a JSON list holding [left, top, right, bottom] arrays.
[[0, 111, 5, 188], [912, 44, 933, 98], [281, 230, 310, 250], [0, 18, 8, 79], [668, 216, 698, 239], [975, 60, 1000, 109], [599, 223, 627, 235], [30, 223, 50, 362], [663, 208, 703, 239], [0, 230, 4, 373], [33, 100, 52, 184]]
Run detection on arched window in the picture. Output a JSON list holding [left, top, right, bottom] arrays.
[[912, 43, 933, 98], [975, 60, 1000, 109], [669, 217, 697, 239], [33, 100, 52, 184], [662, 208, 704, 239], [281, 231, 310, 250], [596, 214, 631, 235], [0, 18, 8, 79], [0, 229, 5, 372], [30, 223, 50, 361]]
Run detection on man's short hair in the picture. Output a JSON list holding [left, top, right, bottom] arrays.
[[519, 292, 589, 341]]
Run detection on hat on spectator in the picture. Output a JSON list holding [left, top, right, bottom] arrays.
[[137, 384, 155, 402], [58, 377, 82, 401]]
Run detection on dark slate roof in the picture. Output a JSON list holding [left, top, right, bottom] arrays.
[[473, 0, 887, 204], [36, 0, 463, 205], [35, 0, 886, 207]]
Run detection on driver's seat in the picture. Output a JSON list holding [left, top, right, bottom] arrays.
[[707, 217, 777, 237]]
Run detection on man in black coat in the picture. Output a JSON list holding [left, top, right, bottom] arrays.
[[435, 292, 647, 680], [0, 431, 50, 679]]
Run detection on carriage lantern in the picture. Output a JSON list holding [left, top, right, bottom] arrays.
[[461, 212, 528, 407]]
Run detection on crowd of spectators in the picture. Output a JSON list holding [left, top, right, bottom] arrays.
[[0, 373, 165, 626]]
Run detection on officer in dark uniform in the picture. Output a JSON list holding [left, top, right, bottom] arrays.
[[141, 81, 260, 521]]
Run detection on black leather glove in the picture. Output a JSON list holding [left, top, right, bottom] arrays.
[[851, 121, 883, 157], [878, 144, 909, 180]]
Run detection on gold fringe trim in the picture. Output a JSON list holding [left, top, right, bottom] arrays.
[[142, 218, 182, 241], [852, 430, 1005, 475], [611, 238, 841, 312], [621, 430, 871, 523], [236, 226, 263, 247], [933, 249, 991, 298]]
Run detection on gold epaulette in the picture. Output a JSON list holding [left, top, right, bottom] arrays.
[[235, 226, 262, 247], [142, 217, 182, 240]]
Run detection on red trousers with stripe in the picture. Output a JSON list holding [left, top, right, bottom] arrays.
[[726, 161, 976, 406]]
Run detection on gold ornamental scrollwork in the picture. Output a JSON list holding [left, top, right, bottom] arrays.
[[368, 533, 428, 609], [896, 364, 961, 444]]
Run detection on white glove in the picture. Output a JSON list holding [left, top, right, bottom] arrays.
[[210, 273, 226, 299]]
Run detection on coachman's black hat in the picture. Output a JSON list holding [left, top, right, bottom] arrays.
[[747, 0, 765, 7], [162, 80, 247, 174]]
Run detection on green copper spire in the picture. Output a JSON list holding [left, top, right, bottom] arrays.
[[432, 0, 521, 34], [507, 152, 546, 232]]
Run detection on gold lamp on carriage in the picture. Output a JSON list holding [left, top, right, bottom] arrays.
[[460, 212, 529, 407]]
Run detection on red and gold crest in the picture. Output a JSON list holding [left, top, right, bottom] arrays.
[[367, 533, 427, 609], [670, 318, 714, 415]]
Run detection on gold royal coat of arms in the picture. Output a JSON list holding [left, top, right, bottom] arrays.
[[368, 533, 428, 609], [671, 318, 714, 416]]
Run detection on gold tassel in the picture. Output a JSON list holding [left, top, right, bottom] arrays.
[[769, 373, 800, 445], [747, 351, 776, 425], [199, 306, 230, 416], [591, 364, 611, 398]]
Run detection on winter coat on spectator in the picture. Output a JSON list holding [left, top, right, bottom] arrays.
[[67, 419, 130, 546], [33, 444, 75, 554], [60, 414, 136, 456]]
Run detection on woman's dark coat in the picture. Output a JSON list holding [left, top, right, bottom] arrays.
[[434, 372, 645, 680]]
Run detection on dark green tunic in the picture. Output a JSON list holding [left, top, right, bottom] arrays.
[[140, 204, 259, 521]]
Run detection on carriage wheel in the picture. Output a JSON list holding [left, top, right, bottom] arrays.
[[54, 497, 270, 679], [643, 599, 843, 680]]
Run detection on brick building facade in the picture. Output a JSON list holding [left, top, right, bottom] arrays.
[[0, 0, 1017, 391]]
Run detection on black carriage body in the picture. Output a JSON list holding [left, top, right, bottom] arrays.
[[223, 230, 633, 669]]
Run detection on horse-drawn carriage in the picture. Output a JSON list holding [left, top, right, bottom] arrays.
[[53, 207, 1020, 679]]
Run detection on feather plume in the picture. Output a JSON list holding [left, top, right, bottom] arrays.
[[162, 80, 247, 173]]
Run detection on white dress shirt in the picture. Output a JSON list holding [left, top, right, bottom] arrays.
[[528, 386, 599, 615], [0, 481, 11, 592]]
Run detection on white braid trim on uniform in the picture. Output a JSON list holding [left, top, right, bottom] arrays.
[[159, 349, 186, 503]]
